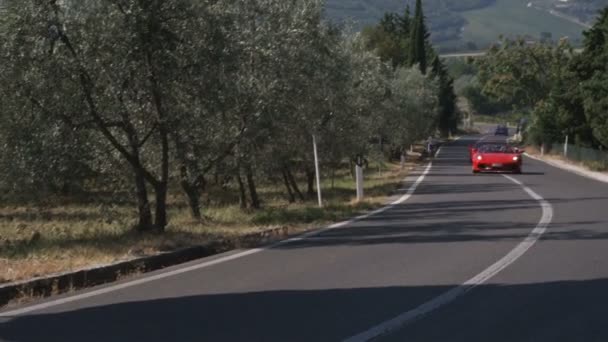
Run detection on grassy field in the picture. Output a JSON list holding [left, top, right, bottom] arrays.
[[460, 0, 586, 48], [0, 160, 416, 284]]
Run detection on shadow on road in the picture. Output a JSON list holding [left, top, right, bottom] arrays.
[[274, 192, 608, 248], [2, 279, 608, 342]]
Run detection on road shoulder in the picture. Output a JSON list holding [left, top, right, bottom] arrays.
[[524, 152, 608, 184]]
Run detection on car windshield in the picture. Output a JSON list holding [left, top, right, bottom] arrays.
[[479, 144, 515, 153], [475, 142, 494, 148]]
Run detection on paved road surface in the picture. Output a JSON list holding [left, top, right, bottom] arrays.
[[439, 48, 583, 60], [2, 135, 608, 342], [439, 51, 486, 59]]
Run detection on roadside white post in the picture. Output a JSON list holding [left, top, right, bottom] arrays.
[[564, 135, 569, 158], [312, 134, 323, 208], [355, 157, 364, 202], [541, 144, 545, 157]]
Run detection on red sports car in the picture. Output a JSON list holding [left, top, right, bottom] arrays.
[[472, 144, 523, 174], [468, 141, 498, 162]]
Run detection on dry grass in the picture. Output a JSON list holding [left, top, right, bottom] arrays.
[[582, 160, 608, 172], [0, 161, 413, 284]]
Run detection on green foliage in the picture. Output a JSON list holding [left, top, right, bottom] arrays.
[[360, 8, 411, 68], [475, 38, 587, 145], [360, 1, 457, 137], [409, 0, 430, 74], [445, 58, 478, 79], [528, 99, 566, 146], [461, 84, 510, 115], [0, 0, 444, 233], [476, 38, 574, 109], [473, 6, 608, 148], [431, 56, 459, 135], [575, 8, 608, 148]]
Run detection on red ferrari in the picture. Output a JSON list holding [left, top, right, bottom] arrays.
[[468, 141, 497, 162], [472, 144, 523, 174]]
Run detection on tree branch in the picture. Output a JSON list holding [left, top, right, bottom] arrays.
[[137, 123, 159, 148]]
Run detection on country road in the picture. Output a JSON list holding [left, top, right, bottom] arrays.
[[439, 51, 486, 59], [440, 48, 584, 60], [2, 134, 608, 342]]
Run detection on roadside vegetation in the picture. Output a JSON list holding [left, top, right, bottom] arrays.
[[473, 7, 608, 149], [460, 6, 608, 167], [0, 0, 455, 283], [0, 160, 416, 283]]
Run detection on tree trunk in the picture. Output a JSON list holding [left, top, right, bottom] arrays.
[[145, 37, 171, 231], [173, 132, 205, 221], [185, 185, 201, 220], [282, 168, 295, 203], [53, 22, 163, 233], [236, 167, 247, 209], [134, 168, 153, 231], [154, 182, 168, 231], [177, 167, 204, 221], [285, 166, 304, 201], [306, 167, 315, 198], [181, 179, 202, 220], [245, 164, 260, 209], [152, 133, 169, 231]]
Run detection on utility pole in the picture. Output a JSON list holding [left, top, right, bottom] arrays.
[[355, 155, 364, 202], [312, 134, 322, 207]]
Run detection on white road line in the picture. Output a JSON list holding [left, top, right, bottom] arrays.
[[343, 174, 553, 342], [0, 163, 436, 318]]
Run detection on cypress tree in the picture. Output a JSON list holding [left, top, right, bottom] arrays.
[[380, 13, 399, 36], [400, 5, 411, 38], [409, 0, 430, 74], [408, 0, 420, 67], [431, 55, 458, 136]]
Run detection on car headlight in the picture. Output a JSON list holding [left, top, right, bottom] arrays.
[[477, 155, 483, 161], [513, 156, 519, 161]]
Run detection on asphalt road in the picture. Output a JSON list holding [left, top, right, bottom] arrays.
[[439, 51, 486, 59], [2, 135, 608, 342]]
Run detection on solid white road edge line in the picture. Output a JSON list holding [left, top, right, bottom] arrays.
[[343, 174, 553, 342], [0, 163, 436, 318]]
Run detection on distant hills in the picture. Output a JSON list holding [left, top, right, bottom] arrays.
[[326, 0, 606, 52]]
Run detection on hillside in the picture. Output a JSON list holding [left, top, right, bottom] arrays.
[[326, 0, 602, 51], [531, 0, 608, 26]]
